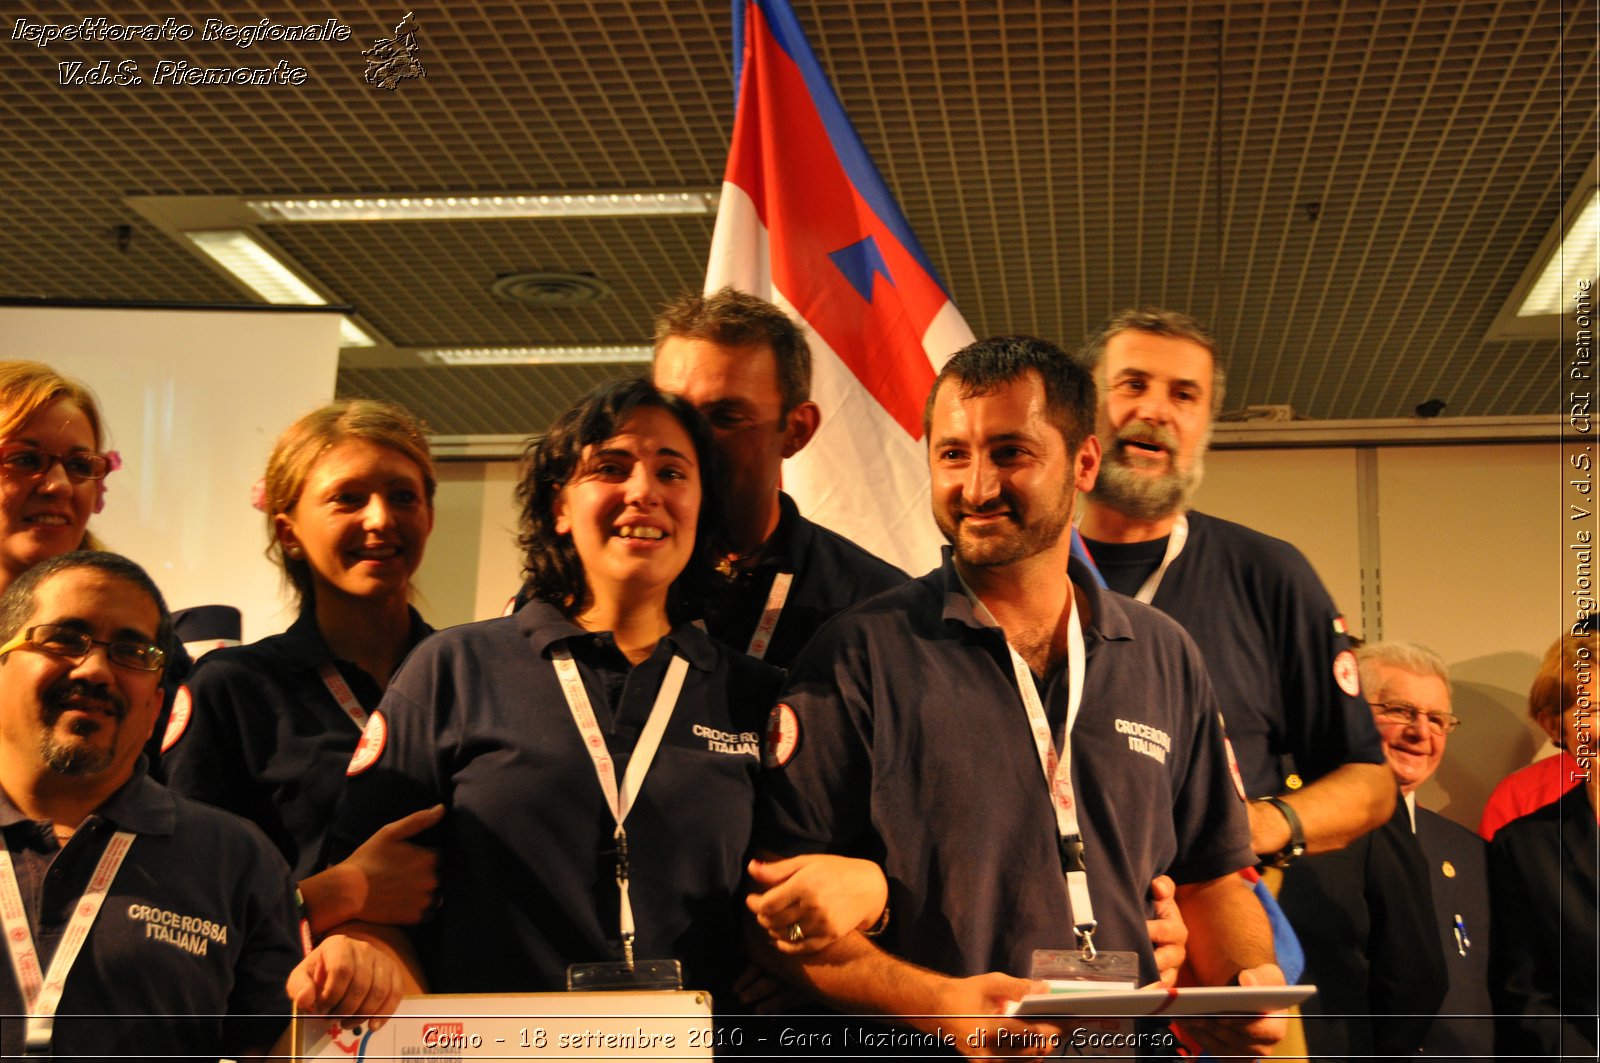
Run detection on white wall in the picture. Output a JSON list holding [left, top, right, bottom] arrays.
[[1198, 440, 1563, 829], [411, 460, 524, 629], [0, 304, 341, 642]]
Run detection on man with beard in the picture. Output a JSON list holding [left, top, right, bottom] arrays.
[[1074, 310, 1392, 865], [0, 551, 400, 1058], [754, 337, 1285, 1058]]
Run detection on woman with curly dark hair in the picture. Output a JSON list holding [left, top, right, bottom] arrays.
[[322, 377, 883, 1010]]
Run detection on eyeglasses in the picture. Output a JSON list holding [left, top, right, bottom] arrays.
[[0, 444, 117, 482], [0, 624, 165, 672], [1370, 701, 1461, 735]]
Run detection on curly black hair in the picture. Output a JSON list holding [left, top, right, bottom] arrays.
[[515, 376, 725, 624]]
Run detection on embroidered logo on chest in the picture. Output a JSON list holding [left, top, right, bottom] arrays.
[[125, 903, 228, 957], [1114, 718, 1172, 765], [691, 723, 760, 758]]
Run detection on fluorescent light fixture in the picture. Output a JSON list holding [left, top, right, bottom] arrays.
[[421, 345, 654, 366], [186, 230, 323, 303], [245, 192, 719, 222], [183, 229, 376, 347], [334, 320, 377, 348], [1518, 188, 1600, 316]]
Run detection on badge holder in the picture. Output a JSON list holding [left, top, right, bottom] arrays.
[[1030, 947, 1139, 985], [567, 958, 682, 991], [567, 833, 683, 992], [1029, 948, 1141, 1058]]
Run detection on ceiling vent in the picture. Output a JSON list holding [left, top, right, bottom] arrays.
[[490, 271, 612, 307]]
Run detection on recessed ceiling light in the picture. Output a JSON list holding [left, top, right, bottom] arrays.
[[245, 192, 720, 222], [183, 229, 376, 347], [1518, 188, 1599, 317], [419, 345, 654, 366]]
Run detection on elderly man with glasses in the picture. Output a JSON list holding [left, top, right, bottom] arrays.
[[1279, 640, 1493, 1059]]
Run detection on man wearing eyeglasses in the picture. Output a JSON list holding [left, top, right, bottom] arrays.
[[1279, 641, 1492, 1058], [0, 551, 402, 1058]]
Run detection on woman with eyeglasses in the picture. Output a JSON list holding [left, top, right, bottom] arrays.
[[162, 400, 443, 935], [0, 362, 117, 597], [320, 378, 884, 1017]]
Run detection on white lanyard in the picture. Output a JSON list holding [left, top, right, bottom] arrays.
[[959, 575, 1098, 955], [318, 663, 369, 731], [744, 572, 793, 660], [0, 830, 136, 1054], [1131, 514, 1188, 605], [551, 645, 689, 968]]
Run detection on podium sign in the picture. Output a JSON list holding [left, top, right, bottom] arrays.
[[295, 990, 714, 1059]]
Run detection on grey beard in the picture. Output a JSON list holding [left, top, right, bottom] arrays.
[[1089, 449, 1205, 521], [40, 719, 116, 776]]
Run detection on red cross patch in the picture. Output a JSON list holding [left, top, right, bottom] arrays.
[[763, 703, 800, 769]]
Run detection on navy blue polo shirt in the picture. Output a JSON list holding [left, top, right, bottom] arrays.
[[1084, 511, 1383, 798], [706, 492, 907, 668], [324, 602, 783, 1002], [0, 762, 301, 1058], [759, 552, 1254, 987], [161, 605, 433, 878]]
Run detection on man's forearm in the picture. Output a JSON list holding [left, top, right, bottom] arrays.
[[747, 917, 949, 1028], [1173, 874, 1275, 986], [1250, 761, 1394, 855]]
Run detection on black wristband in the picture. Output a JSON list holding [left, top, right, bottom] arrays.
[[1255, 796, 1306, 868]]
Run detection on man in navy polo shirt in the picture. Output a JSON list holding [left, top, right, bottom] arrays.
[[0, 551, 400, 1058], [652, 288, 907, 669], [757, 337, 1285, 1057], [1074, 309, 1392, 866]]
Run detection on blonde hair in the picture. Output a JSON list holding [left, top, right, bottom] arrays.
[[263, 399, 436, 603], [0, 360, 108, 551], [0, 360, 105, 447], [1528, 630, 1597, 743]]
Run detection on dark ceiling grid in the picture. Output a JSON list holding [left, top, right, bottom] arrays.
[[1381, 9, 1577, 419], [1363, 4, 1569, 418], [1301, 0, 1475, 417], [1032, 0, 1069, 339], [1221, 0, 1325, 400], [1371, 4, 1562, 420], [1152, 5, 1211, 322], [1242, 2, 1403, 412], [0, 0, 1588, 431]]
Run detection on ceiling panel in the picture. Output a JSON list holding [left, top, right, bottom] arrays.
[[0, 0, 1591, 434]]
